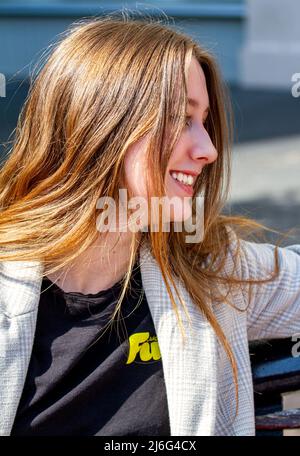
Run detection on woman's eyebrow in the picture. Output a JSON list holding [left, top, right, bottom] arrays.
[[188, 98, 210, 113]]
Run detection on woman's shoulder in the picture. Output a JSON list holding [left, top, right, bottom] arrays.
[[224, 225, 300, 280]]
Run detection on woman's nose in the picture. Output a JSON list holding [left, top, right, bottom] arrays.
[[189, 129, 218, 165]]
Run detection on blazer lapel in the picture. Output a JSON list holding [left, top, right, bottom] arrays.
[[0, 259, 43, 436], [139, 243, 217, 436]]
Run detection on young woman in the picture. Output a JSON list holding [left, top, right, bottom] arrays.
[[0, 14, 299, 437]]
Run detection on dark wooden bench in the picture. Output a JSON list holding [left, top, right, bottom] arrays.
[[250, 338, 300, 436]]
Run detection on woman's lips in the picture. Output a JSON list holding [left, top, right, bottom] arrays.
[[169, 172, 194, 196]]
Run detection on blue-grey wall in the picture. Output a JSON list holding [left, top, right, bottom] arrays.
[[0, 1, 246, 83]]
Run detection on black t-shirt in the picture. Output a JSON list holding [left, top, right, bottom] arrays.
[[11, 262, 171, 436]]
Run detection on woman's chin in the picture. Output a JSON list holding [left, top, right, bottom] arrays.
[[164, 202, 193, 224]]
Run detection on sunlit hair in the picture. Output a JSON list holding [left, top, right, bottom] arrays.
[[0, 12, 292, 422]]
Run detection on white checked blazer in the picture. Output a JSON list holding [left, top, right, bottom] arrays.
[[0, 227, 300, 436]]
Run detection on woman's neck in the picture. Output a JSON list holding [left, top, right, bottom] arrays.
[[46, 231, 139, 294]]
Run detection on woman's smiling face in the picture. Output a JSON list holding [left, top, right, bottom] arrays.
[[124, 55, 218, 226]]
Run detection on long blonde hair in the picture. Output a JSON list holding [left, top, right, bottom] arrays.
[[0, 12, 290, 420]]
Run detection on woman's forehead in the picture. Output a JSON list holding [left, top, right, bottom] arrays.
[[186, 57, 210, 111]]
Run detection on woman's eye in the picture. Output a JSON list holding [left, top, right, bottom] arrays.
[[169, 115, 200, 129], [185, 116, 193, 128]]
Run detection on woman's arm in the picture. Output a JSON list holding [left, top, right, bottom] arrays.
[[236, 234, 300, 341]]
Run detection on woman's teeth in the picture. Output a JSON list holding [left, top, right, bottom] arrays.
[[171, 172, 194, 186]]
